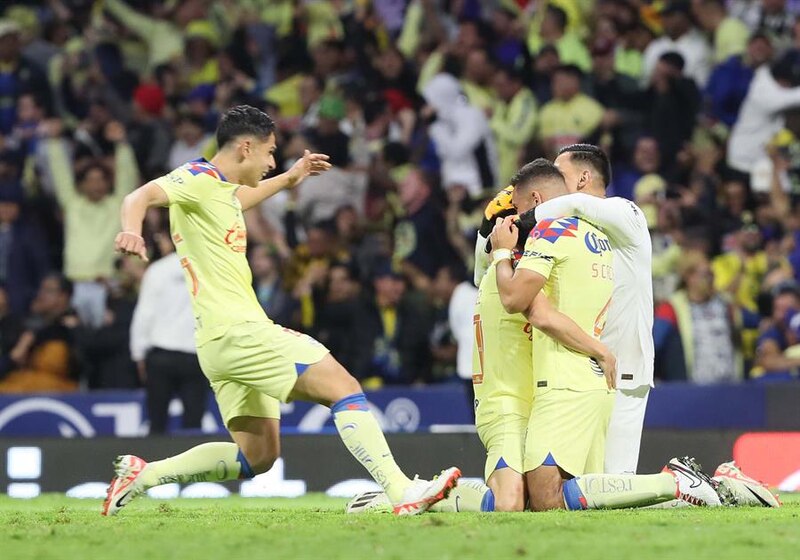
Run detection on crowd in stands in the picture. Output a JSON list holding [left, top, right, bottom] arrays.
[[3, 0, 800, 395]]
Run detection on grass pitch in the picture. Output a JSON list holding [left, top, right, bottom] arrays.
[[1, 494, 798, 560]]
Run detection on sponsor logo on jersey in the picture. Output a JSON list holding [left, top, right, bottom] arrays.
[[224, 222, 247, 253], [584, 231, 612, 255]]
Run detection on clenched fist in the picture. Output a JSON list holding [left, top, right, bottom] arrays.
[[115, 232, 149, 262]]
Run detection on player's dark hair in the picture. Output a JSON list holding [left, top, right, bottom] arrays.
[[216, 105, 276, 149], [511, 158, 565, 190], [558, 144, 612, 188]]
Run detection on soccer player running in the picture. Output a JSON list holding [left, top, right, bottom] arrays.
[[491, 158, 731, 510], [103, 105, 461, 516]]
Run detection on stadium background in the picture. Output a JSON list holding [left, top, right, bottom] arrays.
[[1, 0, 800, 499]]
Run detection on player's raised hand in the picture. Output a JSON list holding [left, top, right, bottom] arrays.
[[287, 150, 332, 187], [490, 215, 518, 251], [115, 231, 149, 262]]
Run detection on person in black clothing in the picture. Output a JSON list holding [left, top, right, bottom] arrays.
[[311, 261, 362, 373], [645, 51, 701, 176], [352, 263, 434, 385]]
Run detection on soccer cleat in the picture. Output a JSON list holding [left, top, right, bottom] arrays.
[[392, 467, 461, 516], [102, 455, 148, 516], [713, 461, 781, 507], [345, 490, 392, 514], [663, 457, 736, 507]]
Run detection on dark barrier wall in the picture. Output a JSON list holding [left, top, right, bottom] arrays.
[[3, 430, 797, 497], [2, 383, 799, 437]]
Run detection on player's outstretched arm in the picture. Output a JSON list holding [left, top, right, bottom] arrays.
[[237, 150, 331, 211], [528, 295, 617, 390], [535, 193, 639, 246], [116, 181, 169, 262]]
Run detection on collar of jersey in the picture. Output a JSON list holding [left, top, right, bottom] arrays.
[[190, 158, 230, 183]]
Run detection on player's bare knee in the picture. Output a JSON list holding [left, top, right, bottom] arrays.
[[248, 449, 279, 474], [528, 486, 563, 511]]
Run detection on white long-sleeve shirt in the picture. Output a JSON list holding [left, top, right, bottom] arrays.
[[727, 66, 800, 173], [449, 281, 479, 380], [130, 252, 197, 360], [535, 194, 654, 389]]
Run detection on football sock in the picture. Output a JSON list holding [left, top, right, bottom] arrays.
[[331, 393, 411, 502], [563, 473, 677, 510], [429, 480, 494, 512], [138, 442, 254, 488]]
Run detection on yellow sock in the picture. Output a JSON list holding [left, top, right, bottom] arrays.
[[138, 442, 253, 489], [332, 394, 411, 502]]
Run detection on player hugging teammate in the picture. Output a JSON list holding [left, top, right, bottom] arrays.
[[349, 147, 780, 514]]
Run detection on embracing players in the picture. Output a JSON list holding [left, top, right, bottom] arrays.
[[104, 105, 461, 517]]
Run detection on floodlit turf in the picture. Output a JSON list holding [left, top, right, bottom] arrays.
[[0, 494, 798, 560]]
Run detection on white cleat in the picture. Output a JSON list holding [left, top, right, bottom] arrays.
[[345, 490, 392, 514], [392, 467, 461, 516], [663, 457, 736, 507], [713, 461, 781, 507], [102, 455, 148, 516]]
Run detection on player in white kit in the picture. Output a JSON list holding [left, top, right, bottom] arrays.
[[535, 144, 653, 474]]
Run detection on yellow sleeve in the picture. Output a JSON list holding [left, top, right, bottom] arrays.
[[154, 168, 209, 208]]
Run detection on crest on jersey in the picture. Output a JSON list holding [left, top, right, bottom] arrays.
[[184, 159, 227, 182], [530, 217, 579, 243]]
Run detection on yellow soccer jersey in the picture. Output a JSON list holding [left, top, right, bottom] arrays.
[[155, 159, 267, 345], [517, 216, 614, 393], [473, 261, 534, 420]]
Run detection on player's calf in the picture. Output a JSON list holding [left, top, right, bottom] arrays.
[[487, 469, 526, 512], [526, 465, 568, 511]]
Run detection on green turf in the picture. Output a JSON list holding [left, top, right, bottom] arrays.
[[0, 494, 798, 560]]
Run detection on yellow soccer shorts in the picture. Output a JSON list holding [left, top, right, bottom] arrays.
[[523, 389, 615, 476], [476, 412, 528, 481], [197, 321, 330, 428]]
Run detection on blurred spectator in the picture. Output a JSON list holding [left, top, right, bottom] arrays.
[[586, 39, 644, 162], [250, 243, 297, 328], [0, 19, 49, 135], [645, 52, 701, 172], [431, 263, 477, 386], [705, 32, 774, 128], [730, 0, 796, 51], [0, 274, 79, 393], [713, 220, 793, 312], [168, 114, 211, 170], [421, 72, 498, 196], [461, 47, 497, 114], [530, 5, 591, 72], [0, 181, 50, 315], [128, 83, 172, 179], [538, 64, 604, 158], [490, 65, 538, 185], [130, 231, 205, 434], [394, 169, 459, 283], [654, 252, 758, 383], [693, 0, 751, 64], [642, 1, 712, 88], [353, 263, 433, 386], [310, 261, 361, 373], [753, 281, 800, 380], [44, 120, 139, 328], [529, 44, 561, 104], [728, 51, 800, 177], [0, 285, 22, 380]]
